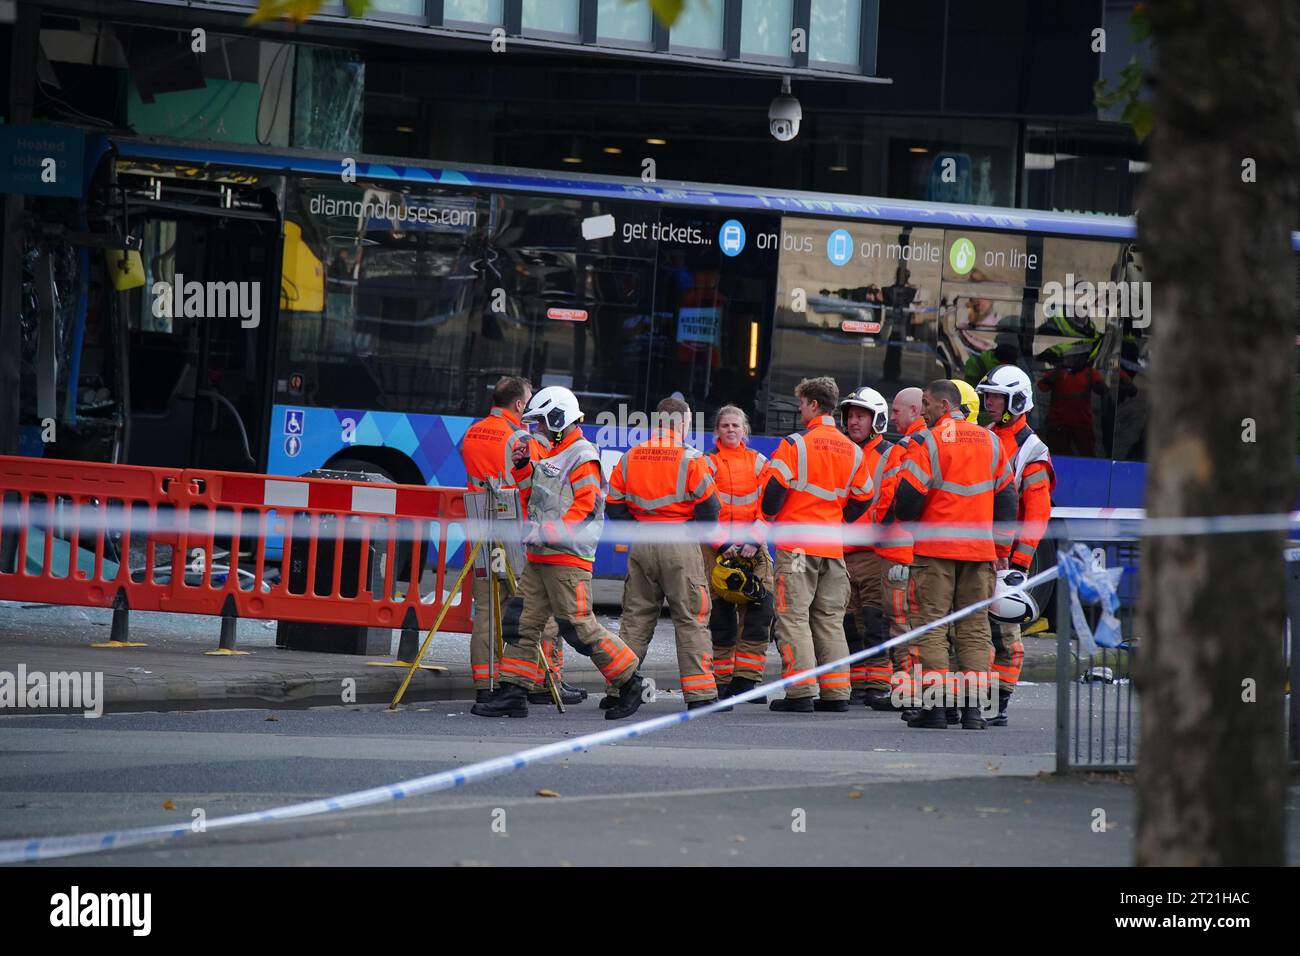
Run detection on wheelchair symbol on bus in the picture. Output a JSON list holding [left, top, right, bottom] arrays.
[[283, 408, 305, 436]]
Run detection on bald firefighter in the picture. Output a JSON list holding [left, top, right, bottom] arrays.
[[886, 379, 1017, 730]]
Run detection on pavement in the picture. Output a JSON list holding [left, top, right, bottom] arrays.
[[0, 599, 1062, 713], [0, 684, 1223, 867]]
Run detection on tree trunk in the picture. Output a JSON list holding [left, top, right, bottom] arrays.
[[1136, 0, 1299, 865]]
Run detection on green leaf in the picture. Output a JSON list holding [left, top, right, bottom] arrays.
[[343, 0, 370, 18], [647, 0, 687, 28], [248, 0, 333, 24], [1129, 101, 1154, 143]]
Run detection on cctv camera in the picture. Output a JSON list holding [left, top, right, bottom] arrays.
[[769, 77, 801, 142]]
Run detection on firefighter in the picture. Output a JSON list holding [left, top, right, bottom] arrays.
[[977, 365, 1055, 725], [702, 405, 775, 702], [606, 397, 723, 711], [878, 387, 926, 707], [760, 377, 873, 714], [471, 387, 646, 720], [460, 377, 579, 705], [885, 379, 1018, 730], [839, 386, 897, 709]]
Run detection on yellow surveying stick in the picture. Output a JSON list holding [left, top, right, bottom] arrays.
[[388, 540, 482, 710]]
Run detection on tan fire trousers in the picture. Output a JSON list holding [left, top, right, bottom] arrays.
[[615, 539, 717, 703], [498, 562, 638, 690], [909, 557, 995, 694], [471, 570, 562, 689], [844, 549, 892, 692], [774, 549, 851, 701], [701, 543, 775, 685]]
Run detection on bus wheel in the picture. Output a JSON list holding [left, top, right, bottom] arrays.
[[326, 457, 418, 594]]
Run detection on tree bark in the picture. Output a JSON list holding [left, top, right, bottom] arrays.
[[1136, 0, 1299, 865]]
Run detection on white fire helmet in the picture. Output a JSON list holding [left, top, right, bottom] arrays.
[[976, 365, 1034, 424], [839, 386, 889, 435], [523, 386, 584, 434], [990, 568, 1039, 625]]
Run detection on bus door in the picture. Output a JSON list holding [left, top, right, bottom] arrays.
[[110, 170, 282, 472]]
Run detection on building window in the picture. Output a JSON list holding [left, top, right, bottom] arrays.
[[444, 0, 504, 26], [367, 0, 424, 16], [597, 0, 654, 45], [810, 0, 860, 68], [523, 0, 580, 36], [671, 0, 726, 53], [741, 0, 793, 61]]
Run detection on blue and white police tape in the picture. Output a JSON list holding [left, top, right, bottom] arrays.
[[0, 564, 1060, 865], [1057, 544, 1125, 656], [5, 507, 1298, 549]]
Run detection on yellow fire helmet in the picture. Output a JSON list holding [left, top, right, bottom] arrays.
[[711, 553, 765, 605], [950, 378, 980, 423]]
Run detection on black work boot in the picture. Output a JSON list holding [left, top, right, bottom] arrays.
[[865, 689, 898, 711], [598, 693, 620, 710], [687, 697, 728, 712], [726, 676, 767, 703], [769, 696, 815, 713], [717, 681, 734, 699], [899, 707, 920, 722], [987, 689, 1012, 727], [471, 682, 528, 718], [528, 682, 588, 706], [475, 688, 493, 705], [605, 672, 646, 721], [814, 698, 850, 713], [906, 706, 948, 729], [849, 686, 869, 706], [945, 707, 961, 725], [960, 705, 987, 730]]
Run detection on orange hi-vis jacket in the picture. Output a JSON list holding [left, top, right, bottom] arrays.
[[845, 434, 894, 555], [873, 418, 928, 565], [991, 414, 1056, 569], [759, 415, 873, 560], [891, 411, 1018, 562], [607, 428, 720, 524], [705, 443, 768, 540], [511, 428, 605, 571], [461, 407, 532, 491]]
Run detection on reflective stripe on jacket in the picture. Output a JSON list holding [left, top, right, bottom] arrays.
[[513, 429, 605, 569], [462, 407, 532, 491], [845, 434, 892, 555], [705, 444, 768, 535], [761, 415, 872, 559], [607, 429, 718, 523], [992, 415, 1055, 569], [895, 412, 1017, 562]]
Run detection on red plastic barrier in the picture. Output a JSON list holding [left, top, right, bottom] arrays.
[[0, 456, 473, 634], [0, 456, 182, 613]]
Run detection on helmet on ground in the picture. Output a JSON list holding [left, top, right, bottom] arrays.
[[839, 386, 889, 434], [522, 386, 583, 433], [976, 364, 1034, 424], [711, 553, 765, 605], [950, 379, 980, 424], [990, 569, 1038, 625]]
